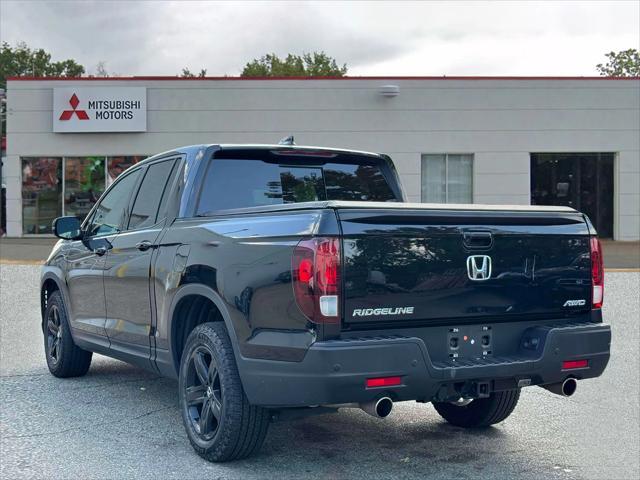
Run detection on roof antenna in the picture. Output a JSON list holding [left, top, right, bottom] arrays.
[[278, 135, 295, 146]]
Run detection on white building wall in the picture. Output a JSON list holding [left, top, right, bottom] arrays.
[[617, 150, 640, 240], [5, 77, 640, 239]]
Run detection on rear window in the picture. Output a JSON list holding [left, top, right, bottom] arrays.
[[196, 158, 397, 214]]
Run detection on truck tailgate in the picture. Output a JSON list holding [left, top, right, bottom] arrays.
[[337, 204, 593, 326]]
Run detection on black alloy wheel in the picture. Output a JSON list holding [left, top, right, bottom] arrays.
[[46, 304, 63, 365], [178, 322, 270, 462], [184, 345, 224, 440]]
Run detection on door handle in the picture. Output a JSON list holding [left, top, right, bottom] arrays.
[[94, 247, 107, 256], [136, 240, 153, 251], [463, 231, 493, 249]]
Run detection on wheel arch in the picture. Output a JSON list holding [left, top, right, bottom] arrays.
[[40, 270, 67, 330], [166, 283, 242, 378]]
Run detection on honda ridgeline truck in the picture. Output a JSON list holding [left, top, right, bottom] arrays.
[[42, 144, 611, 461]]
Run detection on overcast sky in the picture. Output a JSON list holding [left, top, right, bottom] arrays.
[[1, 0, 638, 77]]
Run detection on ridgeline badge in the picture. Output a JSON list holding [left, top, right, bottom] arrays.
[[352, 307, 415, 317]]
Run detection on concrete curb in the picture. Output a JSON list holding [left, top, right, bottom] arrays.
[[0, 259, 45, 265]]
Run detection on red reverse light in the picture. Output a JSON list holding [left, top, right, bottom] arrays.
[[366, 376, 402, 388], [590, 237, 604, 309], [562, 359, 589, 370]]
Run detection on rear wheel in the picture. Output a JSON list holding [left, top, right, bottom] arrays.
[[432, 389, 520, 428], [43, 291, 92, 378], [179, 322, 270, 462]]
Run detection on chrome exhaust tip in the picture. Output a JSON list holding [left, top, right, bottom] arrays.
[[561, 378, 578, 397], [360, 397, 393, 418], [541, 378, 578, 397]]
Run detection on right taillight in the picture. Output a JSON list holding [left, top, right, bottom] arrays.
[[292, 237, 341, 324], [590, 236, 604, 309]]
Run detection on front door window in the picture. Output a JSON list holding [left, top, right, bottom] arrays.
[[85, 169, 142, 237]]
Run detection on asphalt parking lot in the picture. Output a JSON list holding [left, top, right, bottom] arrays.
[[1, 265, 638, 480]]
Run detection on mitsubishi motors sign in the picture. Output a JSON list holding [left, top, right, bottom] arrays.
[[53, 87, 146, 132]]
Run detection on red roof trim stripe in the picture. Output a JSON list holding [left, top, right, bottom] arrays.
[[6, 75, 639, 81]]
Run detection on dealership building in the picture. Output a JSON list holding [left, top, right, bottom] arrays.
[[2, 76, 639, 240]]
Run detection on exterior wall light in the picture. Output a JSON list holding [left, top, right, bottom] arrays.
[[379, 85, 400, 97]]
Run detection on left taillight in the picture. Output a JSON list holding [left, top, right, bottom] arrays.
[[590, 236, 604, 309], [292, 237, 341, 324]]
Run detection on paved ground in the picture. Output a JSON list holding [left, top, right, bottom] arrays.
[[1, 265, 639, 480], [1, 237, 639, 268]]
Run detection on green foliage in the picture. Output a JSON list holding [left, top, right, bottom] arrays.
[[241, 52, 347, 77], [81, 157, 106, 192], [0, 41, 85, 88], [181, 68, 207, 78], [596, 49, 640, 77]]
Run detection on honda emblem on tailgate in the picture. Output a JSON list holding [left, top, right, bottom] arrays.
[[467, 255, 492, 281]]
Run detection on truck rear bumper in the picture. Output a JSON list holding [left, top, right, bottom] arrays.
[[239, 321, 611, 407]]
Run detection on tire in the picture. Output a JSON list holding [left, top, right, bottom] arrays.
[[179, 322, 270, 462], [432, 389, 520, 428], [43, 290, 92, 378]]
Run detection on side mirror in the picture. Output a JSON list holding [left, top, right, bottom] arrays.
[[52, 216, 82, 240]]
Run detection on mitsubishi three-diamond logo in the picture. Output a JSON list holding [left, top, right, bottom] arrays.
[[59, 93, 89, 121]]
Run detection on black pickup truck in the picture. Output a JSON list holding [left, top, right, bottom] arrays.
[[42, 144, 610, 461]]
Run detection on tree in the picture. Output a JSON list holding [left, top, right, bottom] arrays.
[[94, 61, 109, 77], [596, 49, 640, 77], [0, 41, 85, 89], [180, 67, 207, 78], [241, 52, 347, 77]]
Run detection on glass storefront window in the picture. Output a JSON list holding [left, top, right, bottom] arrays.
[[531, 153, 614, 238], [64, 157, 106, 221], [21, 155, 147, 234], [22, 157, 62, 234], [107, 156, 146, 187]]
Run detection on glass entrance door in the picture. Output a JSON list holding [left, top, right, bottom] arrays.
[[531, 153, 614, 238]]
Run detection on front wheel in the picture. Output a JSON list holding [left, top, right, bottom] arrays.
[[432, 389, 521, 428], [43, 291, 92, 378], [179, 322, 270, 462]]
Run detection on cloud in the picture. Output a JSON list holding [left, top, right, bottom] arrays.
[[1, 0, 638, 76], [1, 0, 158, 75]]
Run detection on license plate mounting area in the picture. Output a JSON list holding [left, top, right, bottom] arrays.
[[447, 325, 493, 360]]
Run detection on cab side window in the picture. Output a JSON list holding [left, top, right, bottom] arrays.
[[128, 160, 176, 230], [85, 169, 142, 237]]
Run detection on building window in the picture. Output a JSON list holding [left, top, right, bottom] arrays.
[[107, 156, 145, 187], [21, 155, 147, 234], [531, 153, 614, 238], [64, 157, 106, 221], [22, 157, 62, 234], [421, 154, 473, 203]]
